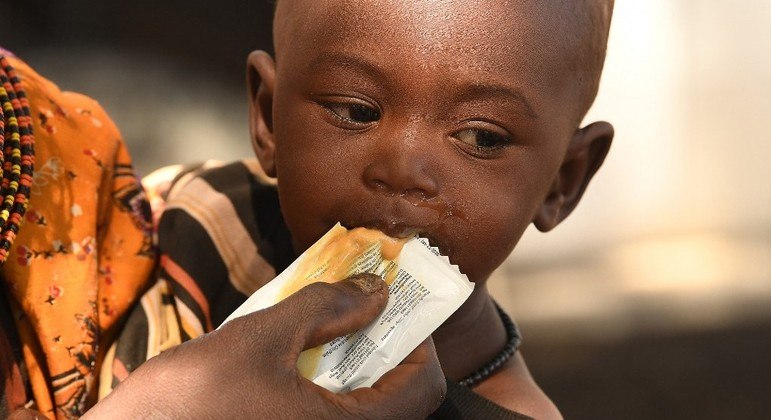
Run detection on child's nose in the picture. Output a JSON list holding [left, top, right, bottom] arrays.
[[362, 140, 439, 199]]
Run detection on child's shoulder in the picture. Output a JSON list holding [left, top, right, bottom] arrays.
[[148, 159, 293, 326], [474, 353, 563, 419], [143, 159, 273, 208]]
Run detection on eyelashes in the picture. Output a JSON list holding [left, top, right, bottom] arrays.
[[323, 102, 381, 125], [318, 99, 515, 158], [452, 128, 512, 150]]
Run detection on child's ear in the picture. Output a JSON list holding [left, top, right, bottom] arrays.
[[533, 121, 613, 232], [247, 50, 278, 177]]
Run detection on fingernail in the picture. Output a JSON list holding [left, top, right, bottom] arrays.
[[349, 273, 384, 295]]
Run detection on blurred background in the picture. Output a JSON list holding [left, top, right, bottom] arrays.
[[1, 1, 769, 418]]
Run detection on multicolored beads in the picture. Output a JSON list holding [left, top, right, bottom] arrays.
[[0, 55, 35, 265]]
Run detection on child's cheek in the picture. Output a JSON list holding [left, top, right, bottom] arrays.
[[450, 179, 534, 282]]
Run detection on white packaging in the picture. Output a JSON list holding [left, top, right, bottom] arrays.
[[220, 223, 474, 392]]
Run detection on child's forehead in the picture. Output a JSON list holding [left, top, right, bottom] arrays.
[[277, 1, 568, 62], [275, 1, 610, 118], [275, 0, 604, 119]]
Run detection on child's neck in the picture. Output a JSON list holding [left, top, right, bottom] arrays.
[[432, 285, 507, 382]]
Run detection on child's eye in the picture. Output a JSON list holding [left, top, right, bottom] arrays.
[[325, 103, 381, 124], [453, 128, 512, 150]]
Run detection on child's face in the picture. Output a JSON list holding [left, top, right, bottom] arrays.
[[251, 0, 612, 283]]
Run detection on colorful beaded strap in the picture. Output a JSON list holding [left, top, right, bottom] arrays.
[[0, 55, 35, 266]]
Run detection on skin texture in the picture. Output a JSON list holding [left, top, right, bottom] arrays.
[[249, 1, 614, 417], [84, 275, 446, 419]]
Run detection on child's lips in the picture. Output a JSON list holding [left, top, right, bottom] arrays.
[[342, 220, 422, 239], [339, 219, 454, 259]]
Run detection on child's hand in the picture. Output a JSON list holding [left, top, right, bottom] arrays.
[[85, 274, 446, 419]]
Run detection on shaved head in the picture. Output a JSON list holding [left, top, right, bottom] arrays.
[[553, 0, 615, 117]]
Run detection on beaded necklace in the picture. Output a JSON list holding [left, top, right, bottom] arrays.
[[0, 55, 36, 266], [458, 302, 522, 387]]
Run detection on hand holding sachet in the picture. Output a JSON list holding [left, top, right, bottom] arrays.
[[221, 223, 474, 392]]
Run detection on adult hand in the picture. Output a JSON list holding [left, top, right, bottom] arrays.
[[85, 274, 446, 419]]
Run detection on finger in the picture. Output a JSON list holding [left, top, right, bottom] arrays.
[[336, 338, 447, 419], [272, 273, 389, 354]]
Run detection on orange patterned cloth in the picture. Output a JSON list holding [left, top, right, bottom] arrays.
[[0, 54, 155, 418]]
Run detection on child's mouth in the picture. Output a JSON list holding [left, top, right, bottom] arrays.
[[341, 220, 421, 239], [334, 196, 460, 258], [338, 220, 452, 259]]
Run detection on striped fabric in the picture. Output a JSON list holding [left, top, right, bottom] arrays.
[[100, 159, 296, 397]]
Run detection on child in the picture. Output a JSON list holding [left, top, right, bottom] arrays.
[[109, 0, 615, 418]]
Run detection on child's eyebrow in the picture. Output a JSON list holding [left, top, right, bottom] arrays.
[[453, 83, 539, 120], [307, 52, 391, 88]]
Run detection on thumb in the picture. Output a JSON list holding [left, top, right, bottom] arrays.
[[272, 273, 389, 355]]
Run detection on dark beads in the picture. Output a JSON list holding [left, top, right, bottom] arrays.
[[458, 302, 521, 388]]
